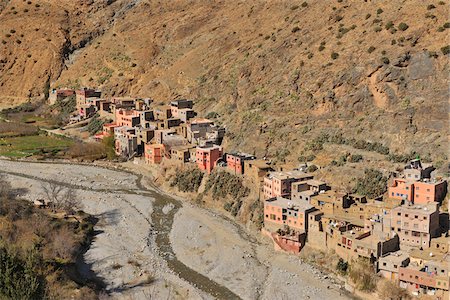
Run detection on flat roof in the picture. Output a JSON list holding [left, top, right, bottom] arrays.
[[190, 118, 213, 124], [267, 170, 313, 181], [265, 196, 314, 211], [379, 251, 410, 263], [312, 190, 346, 203], [305, 179, 327, 186]]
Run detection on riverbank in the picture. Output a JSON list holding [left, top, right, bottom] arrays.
[[0, 158, 351, 299]]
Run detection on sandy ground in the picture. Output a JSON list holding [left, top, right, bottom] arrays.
[[0, 159, 350, 300], [170, 205, 349, 300]]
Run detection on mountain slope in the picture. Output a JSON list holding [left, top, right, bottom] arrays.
[[0, 0, 448, 178]]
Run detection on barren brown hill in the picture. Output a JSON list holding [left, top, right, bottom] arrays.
[[1, 0, 449, 181]]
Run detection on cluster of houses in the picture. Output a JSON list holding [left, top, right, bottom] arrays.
[[53, 88, 449, 299], [262, 159, 449, 299]]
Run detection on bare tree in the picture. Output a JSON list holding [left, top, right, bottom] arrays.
[[41, 182, 82, 214]]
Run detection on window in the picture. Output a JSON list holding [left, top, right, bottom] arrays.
[[406, 187, 409, 190], [416, 187, 419, 190], [427, 189, 430, 192], [394, 265, 397, 269], [397, 212, 401, 216], [405, 214, 409, 217], [413, 224, 418, 229]]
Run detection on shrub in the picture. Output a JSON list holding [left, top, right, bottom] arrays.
[[336, 258, 348, 275], [319, 45, 325, 51], [427, 4, 436, 10], [307, 53, 314, 59], [398, 22, 409, 31], [171, 168, 204, 193], [385, 21, 394, 30], [204, 171, 249, 200], [444, 22, 450, 28], [1, 40, 6, 44], [302, 2, 308, 7], [391, 39, 396, 45], [335, 15, 343, 22], [290, 5, 299, 10], [381, 56, 390, 64], [376, 8, 383, 14], [437, 27, 445, 32], [348, 154, 363, 163], [349, 259, 378, 292], [86, 114, 107, 135], [354, 168, 387, 198], [441, 45, 450, 55], [298, 154, 316, 162], [377, 280, 409, 300], [331, 52, 339, 59], [365, 13, 371, 20], [292, 26, 300, 33], [374, 26, 382, 32], [205, 111, 219, 119], [307, 165, 318, 172], [367, 46, 376, 53], [131, 62, 137, 67]]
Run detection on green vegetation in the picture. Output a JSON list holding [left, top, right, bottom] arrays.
[[398, 22, 409, 31], [376, 8, 383, 14], [348, 154, 363, 163], [365, 13, 371, 20], [307, 164, 318, 172], [354, 168, 387, 199], [427, 4, 436, 10], [367, 46, 376, 53], [86, 114, 108, 135], [205, 111, 219, 119], [301, 2, 308, 7], [385, 21, 394, 30], [171, 167, 204, 192], [292, 26, 300, 33], [204, 171, 250, 200], [52, 95, 76, 125], [336, 258, 348, 275], [441, 45, 450, 55], [331, 52, 339, 60], [381, 56, 390, 64], [0, 134, 74, 157]]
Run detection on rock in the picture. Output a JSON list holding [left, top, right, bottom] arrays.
[[408, 52, 435, 80]]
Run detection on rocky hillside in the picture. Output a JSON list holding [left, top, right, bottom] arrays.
[[1, 0, 449, 180]]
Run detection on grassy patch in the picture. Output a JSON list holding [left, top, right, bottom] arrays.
[[0, 135, 74, 157]]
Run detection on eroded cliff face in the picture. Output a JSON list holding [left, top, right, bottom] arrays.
[[1, 0, 448, 168]]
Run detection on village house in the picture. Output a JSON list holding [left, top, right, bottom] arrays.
[[264, 196, 316, 233], [114, 127, 138, 158], [48, 88, 75, 105], [144, 143, 164, 164], [115, 109, 141, 127], [309, 190, 351, 214], [170, 145, 196, 163], [263, 170, 314, 200], [389, 203, 440, 249], [154, 106, 173, 120], [187, 118, 225, 145], [378, 251, 410, 281], [307, 210, 326, 250], [226, 152, 256, 175], [409, 236, 449, 267], [244, 159, 273, 184], [388, 159, 447, 204], [109, 97, 137, 115], [399, 259, 450, 298], [76, 88, 101, 116], [170, 99, 193, 118], [135, 125, 156, 155], [291, 179, 328, 202], [94, 122, 119, 141], [178, 108, 196, 123], [196, 145, 223, 174]]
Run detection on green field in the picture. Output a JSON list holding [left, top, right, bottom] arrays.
[[0, 135, 74, 157]]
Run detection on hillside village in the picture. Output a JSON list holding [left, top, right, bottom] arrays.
[[49, 86, 450, 299]]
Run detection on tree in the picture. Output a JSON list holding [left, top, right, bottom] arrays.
[[41, 182, 82, 214], [354, 168, 387, 198], [349, 258, 378, 292]]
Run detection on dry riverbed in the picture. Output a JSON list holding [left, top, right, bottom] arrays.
[[0, 159, 350, 300]]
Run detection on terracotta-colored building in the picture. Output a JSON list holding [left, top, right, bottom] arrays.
[[226, 152, 256, 175], [170, 99, 193, 118], [144, 143, 164, 164], [264, 196, 316, 233], [94, 123, 119, 141], [196, 145, 223, 174], [115, 109, 141, 127], [263, 171, 314, 200], [76, 88, 101, 116], [378, 251, 410, 281], [389, 203, 440, 249]]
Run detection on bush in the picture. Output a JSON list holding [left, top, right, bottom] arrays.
[[444, 22, 450, 29], [336, 258, 348, 275], [365, 13, 371, 20], [331, 52, 339, 59], [205, 111, 219, 119], [381, 56, 390, 64], [290, 5, 299, 10], [307, 165, 318, 172], [385, 21, 394, 30], [398, 23, 409, 31], [204, 171, 249, 200], [301, 1, 308, 7], [349, 259, 378, 292], [86, 114, 105, 135], [374, 26, 382, 32], [171, 168, 204, 192], [441, 45, 450, 55], [376, 8, 383, 14], [292, 26, 300, 33], [377, 280, 410, 300], [437, 27, 445, 32], [354, 168, 387, 199], [367, 46, 376, 53], [348, 154, 363, 163], [427, 4, 436, 10]]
